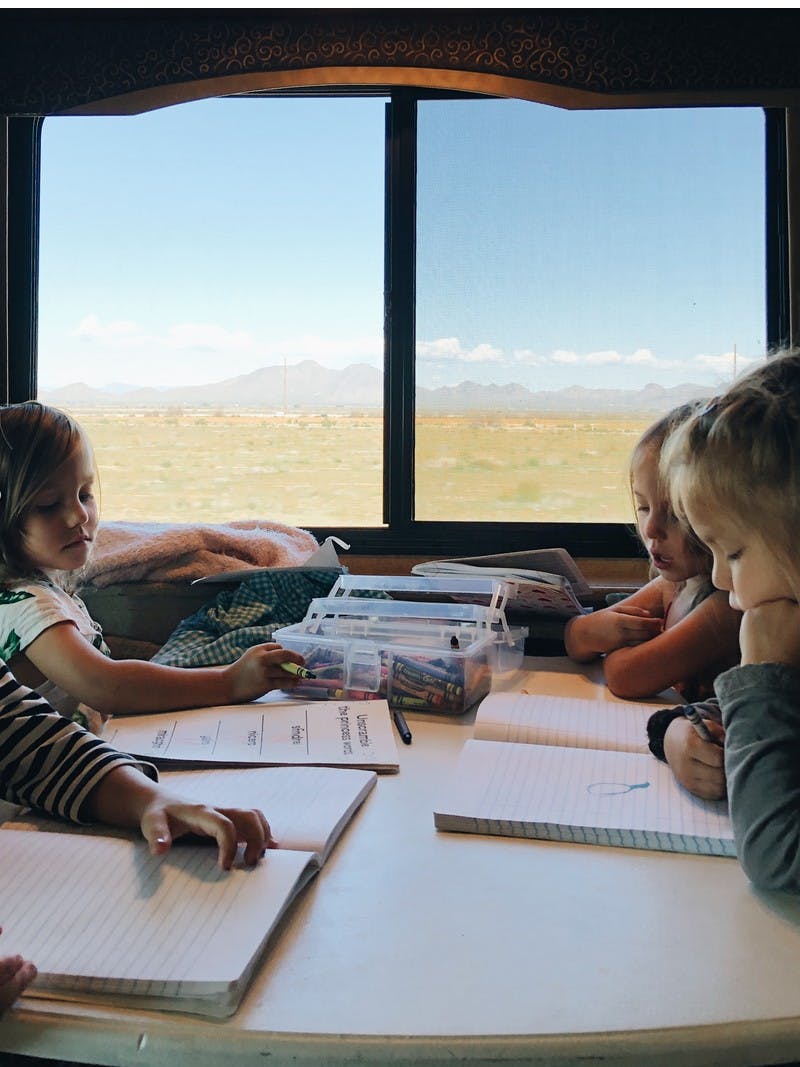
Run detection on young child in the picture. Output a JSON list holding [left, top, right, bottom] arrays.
[[663, 348, 800, 892], [564, 404, 741, 708], [0, 659, 276, 1008], [0, 402, 307, 726]]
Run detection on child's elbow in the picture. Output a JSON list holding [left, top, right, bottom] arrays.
[[603, 659, 653, 700]]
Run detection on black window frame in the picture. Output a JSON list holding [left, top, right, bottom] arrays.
[[9, 94, 788, 559]]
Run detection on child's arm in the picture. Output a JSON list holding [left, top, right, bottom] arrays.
[[0, 664, 275, 869], [602, 589, 741, 699], [24, 623, 306, 715], [83, 763, 274, 869], [715, 600, 800, 891], [0, 933, 37, 1009], [564, 578, 664, 662]]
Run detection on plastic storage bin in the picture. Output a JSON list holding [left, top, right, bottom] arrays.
[[273, 581, 527, 715]]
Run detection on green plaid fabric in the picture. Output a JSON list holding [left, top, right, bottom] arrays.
[[152, 568, 343, 667]]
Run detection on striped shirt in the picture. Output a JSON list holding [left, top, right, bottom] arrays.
[[0, 663, 153, 823]]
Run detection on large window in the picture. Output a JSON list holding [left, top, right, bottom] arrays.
[[37, 92, 769, 553], [415, 100, 766, 524]]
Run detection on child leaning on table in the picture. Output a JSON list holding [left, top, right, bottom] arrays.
[[0, 659, 276, 1008], [663, 348, 800, 892], [563, 404, 741, 705], [0, 402, 307, 730]]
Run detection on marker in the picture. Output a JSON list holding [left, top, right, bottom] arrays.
[[280, 661, 317, 680], [682, 705, 722, 746], [392, 708, 413, 745]]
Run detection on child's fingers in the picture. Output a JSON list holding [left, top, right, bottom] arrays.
[[220, 807, 276, 865], [0, 957, 37, 1009], [143, 800, 273, 870], [140, 810, 173, 856], [0, 955, 24, 982]]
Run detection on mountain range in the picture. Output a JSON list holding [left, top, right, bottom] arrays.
[[40, 359, 715, 415]]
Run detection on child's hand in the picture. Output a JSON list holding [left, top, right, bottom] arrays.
[[663, 716, 726, 800], [139, 794, 277, 870], [740, 599, 800, 670], [604, 603, 664, 647], [565, 604, 663, 659], [226, 643, 307, 702], [0, 930, 37, 1009]]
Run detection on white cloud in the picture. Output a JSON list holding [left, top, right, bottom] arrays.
[[551, 349, 579, 365], [165, 323, 256, 353], [417, 337, 503, 363], [65, 315, 382, 378], [693, 350, 760, 377], [510, 348, 546, 365], [56, 317, 765, 391], [74, 314, 145, 346], [627, 348, 659, 365]]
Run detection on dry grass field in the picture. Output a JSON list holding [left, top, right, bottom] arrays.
[[76, 410, 652, 527]]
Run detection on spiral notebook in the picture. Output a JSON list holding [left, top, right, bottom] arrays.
[[434, 738, 735, 857]]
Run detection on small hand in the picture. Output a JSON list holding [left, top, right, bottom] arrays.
[[663, 716, 726, 800], [0, 929, 37, 1010], [740, 599, 800, 670], [228, 643, 308, 702], [566, 604, 663, 658], [140, 797, 276, 870]]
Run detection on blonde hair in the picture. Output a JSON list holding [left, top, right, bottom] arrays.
[[0, 402, 92, 582], [631, 402, 713, 578], [663, 348, 800, 588]]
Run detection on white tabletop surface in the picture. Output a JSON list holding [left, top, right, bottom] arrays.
[[3, 658, 800, 1067]]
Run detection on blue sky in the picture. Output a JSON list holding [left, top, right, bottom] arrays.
[[38, 95, 766, 393]]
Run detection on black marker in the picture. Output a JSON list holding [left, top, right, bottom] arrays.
[[392, 708, 413, 745]]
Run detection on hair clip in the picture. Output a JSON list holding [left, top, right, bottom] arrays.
[[697, 397, 719, 418]]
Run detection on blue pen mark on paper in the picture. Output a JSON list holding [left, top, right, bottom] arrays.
[[587, 780, 651, 797]]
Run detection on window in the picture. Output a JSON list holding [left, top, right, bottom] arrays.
[[37, 92, 770, 554]]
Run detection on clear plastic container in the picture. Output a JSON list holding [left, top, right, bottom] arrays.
[[273, 588, 527, 715]]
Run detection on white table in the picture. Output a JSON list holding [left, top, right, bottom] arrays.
[[4, 658, 800, 1067]]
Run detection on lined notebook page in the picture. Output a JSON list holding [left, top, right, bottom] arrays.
[[158, 765, 377, 863], [434, 739, 735, 857], [474, 693, 657, 753], [0, 830, 317, 1014]]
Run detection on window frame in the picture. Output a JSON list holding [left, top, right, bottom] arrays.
[[10, 94, 788, 558]]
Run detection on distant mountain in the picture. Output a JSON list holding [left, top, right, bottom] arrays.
[[40, 360, 715, 415]]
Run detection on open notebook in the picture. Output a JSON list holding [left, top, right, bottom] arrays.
[[434, 693, 735, 857], [1, 765, 376, 1017], [473, 691, 658, 753], [104, 699, 399, 772]]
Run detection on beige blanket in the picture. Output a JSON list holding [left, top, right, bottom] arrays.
[[81, 520, 319, 587]]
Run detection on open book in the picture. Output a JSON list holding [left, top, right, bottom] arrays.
[[104, 699, 399, 772], [412, 548, 591, 618], [2, 764, 376, 1017], [434, 692, 734, 857]]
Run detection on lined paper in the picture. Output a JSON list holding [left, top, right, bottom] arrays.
[[0, 831, 317, 1015], [434, 739, 735, 857], [475, 692, 656, 753], [158, 765, 376, 862]]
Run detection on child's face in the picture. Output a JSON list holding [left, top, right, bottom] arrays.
[[20, 438, 99, 573], [685, 501, 789, 612], [631, 446, 705, 584]]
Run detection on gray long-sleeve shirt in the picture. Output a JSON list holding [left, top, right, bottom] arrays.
[[716, 662, 800, 892]]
